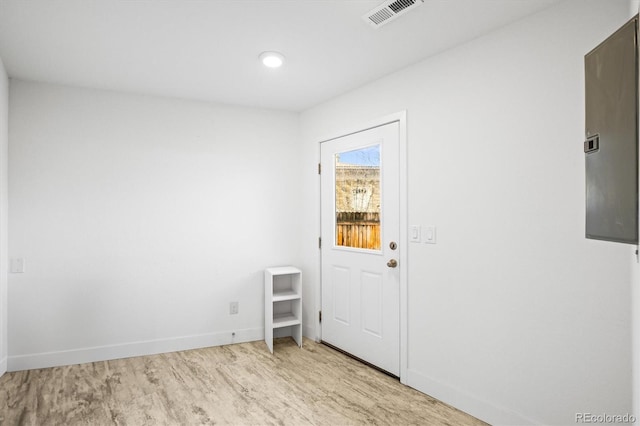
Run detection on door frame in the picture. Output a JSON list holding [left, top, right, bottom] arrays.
[[316, 110, 408, 383]]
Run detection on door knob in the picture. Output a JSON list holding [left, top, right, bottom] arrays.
[[387, 259, 398, 268]]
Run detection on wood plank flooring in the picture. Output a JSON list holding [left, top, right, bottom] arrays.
[[0, 338, 486, 425]]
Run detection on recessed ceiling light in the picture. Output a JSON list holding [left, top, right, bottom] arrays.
[[259, 51, 285, 68]]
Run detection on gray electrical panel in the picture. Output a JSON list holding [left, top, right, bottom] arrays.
[[585, 16, 638, 245]]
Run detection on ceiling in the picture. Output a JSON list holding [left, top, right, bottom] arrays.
[[0, 0, 562, 112]]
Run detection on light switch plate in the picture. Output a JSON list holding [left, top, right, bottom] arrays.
[[10, 258, 25, 273], [409, 225, 421, 243], [424, 226, 437, 244]]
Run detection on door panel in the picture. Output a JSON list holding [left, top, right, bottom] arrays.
[[332, 265, 351, 325], [321, 122, 400, 376], [361, 271, 383, 337]]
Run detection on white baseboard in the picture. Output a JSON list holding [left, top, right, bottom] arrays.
[[0, 356, 6, 376], [7, 328, 264, 372], [405, 368, 539, 426]]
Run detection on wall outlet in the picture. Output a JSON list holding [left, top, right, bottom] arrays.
[[230, 302, 239, 315]]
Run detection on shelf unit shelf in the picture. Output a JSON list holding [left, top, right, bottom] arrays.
[[265, 266, 302, 354], [272, 290, 301, 302], [273, 313, 301, 329]]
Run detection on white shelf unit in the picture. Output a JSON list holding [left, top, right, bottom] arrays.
[[264, 266, 302, 354]]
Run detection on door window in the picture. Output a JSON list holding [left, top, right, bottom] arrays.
[[334, 145, 381, 250]]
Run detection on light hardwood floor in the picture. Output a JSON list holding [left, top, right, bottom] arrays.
[[0, 338, 486, 425]]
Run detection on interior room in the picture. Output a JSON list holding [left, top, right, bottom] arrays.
[[0, 0, 638, 425]]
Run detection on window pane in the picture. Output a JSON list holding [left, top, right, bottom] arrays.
[[335, 145, 381, 250]]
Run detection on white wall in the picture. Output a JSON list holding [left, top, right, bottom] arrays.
[[8, 80, 301, 370], [300, 0, 634, 424], [4, 1, 637, 423], [0, 56, 8, 376]]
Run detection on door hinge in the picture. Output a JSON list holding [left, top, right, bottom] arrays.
[[318, 163, 321, 174], [319, 310, 322, 323], [319, 237, 322, 249]]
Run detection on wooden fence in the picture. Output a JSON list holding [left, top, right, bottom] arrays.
[[336, 212, 380, 249]]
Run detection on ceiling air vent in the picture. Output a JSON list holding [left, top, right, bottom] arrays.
[[363, 0, 424, 28]]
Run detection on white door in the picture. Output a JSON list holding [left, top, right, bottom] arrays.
[[321, 121, 400, 376]]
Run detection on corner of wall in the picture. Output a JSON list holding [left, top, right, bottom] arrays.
[[0, 55, 8, 378], [634, 1, 640, 420]]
